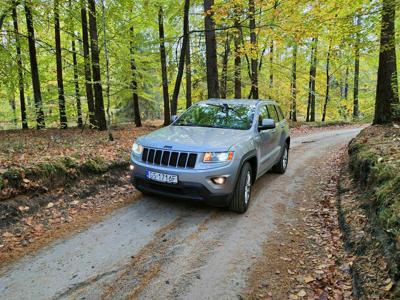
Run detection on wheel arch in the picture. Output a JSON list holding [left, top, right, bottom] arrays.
[[286, 136, 291, 148]]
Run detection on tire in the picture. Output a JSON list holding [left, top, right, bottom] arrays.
[[229, 162, 252, 214], [273, 143, 289, 174]]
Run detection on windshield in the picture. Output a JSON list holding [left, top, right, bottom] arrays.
[[174, 103, 255, 130]]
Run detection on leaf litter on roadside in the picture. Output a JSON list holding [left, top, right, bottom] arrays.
[[244, 147, 354, 300]]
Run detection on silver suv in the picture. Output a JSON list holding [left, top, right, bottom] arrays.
[[130, 99, 290, 213]]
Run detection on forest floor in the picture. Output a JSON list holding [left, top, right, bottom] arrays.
[[0, 124, 370, 300]]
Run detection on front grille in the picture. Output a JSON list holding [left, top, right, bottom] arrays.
[[142, 147, 197, 169]]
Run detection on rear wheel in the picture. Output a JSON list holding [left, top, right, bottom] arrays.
[[229, 162, 252, 214], [273, 143, 289, 174]]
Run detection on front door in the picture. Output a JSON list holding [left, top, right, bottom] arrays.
[[256, 105, 277, 174], [267, 104, 283, 163]]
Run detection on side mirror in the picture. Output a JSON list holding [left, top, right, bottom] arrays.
[[171, 115, 178, 123], [258, 118, 275, 131]]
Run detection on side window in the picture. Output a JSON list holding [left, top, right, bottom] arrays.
[[258, 106, 269, 124], [267, 105, 280, 123], [276, 106, 285, 120]]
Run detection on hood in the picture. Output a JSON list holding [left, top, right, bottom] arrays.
[[138, 125, 251, 152]]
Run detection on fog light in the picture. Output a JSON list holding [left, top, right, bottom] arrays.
[[129, 165, 135, 171], [211, 177, 226, 185]]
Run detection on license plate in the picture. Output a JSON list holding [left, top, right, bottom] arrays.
[[146, 170, 178, 184]]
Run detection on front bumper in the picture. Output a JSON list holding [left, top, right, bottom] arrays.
[[130, 157, 239, 206]]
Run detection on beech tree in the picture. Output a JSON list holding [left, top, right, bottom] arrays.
[[204, 0, 219, 99], [248, 0, 258, 99], [374, 0, 398, 125], [11, 6, 27, 129], [171, 0, 190, 115], [88, 0, 106, 130], [80, 2, 95, 127], [158, 6, 170, 125], [54, 0, 67, 128], [24, 0, 45, 129]]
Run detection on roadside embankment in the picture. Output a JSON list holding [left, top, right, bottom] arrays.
[[338, 124, 400, 298]]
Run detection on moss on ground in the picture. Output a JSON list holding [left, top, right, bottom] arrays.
[[349, 126, 400, 239], [0, 155, 123, 193], [81, 157, 108, 174]]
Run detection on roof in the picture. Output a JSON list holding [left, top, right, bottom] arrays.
[[198, 98, 277, 106]]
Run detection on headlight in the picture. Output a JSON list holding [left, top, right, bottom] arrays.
[[132, 142, 144, 155], [203, 151, 234, 163]]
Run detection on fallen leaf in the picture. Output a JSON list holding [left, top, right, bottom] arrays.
[[383, 281, 393, 291], [23, 217, 33, 226], [304, 275, 314, 283], [18, 206, 30, 212], [297, 289, 307, 297], [2, 232, 14, 238]]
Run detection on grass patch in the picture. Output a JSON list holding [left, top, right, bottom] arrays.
[[81, 157, 108, 174], [2, 168, 22, 186]]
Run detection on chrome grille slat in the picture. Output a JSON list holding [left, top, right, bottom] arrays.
[[141, 147, 197, 169]]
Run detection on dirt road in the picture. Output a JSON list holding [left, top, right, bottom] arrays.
[[0, 128, 361, 300]]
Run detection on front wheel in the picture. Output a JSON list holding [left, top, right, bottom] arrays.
[[229, 162, 252, 214], [273, 143, 289, 174]]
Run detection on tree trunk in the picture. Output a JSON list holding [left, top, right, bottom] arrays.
[[204, 0, 219, 99], [87, 0, 106, 130], [158, 6, 170, 125], [185, 34, 192, 108], [12, 7, 28, 129], [234, 15, 241, 99], [290, 43, 297, 122], [220, 33, 231, 99], [130, 26, 142, 127], [269, 40, 274, 90], [100, 0, 113, 140], [307, 37, 318, 122], [71, 38, 82, 128], [322, 40, 332, 122], [171, 0, 190, 114], [10, 94, 17, 126], [374, 0, 398, 124], [248, 0, 258, 99], [54, 0, 68, 128], [80, 3, 95, 127], [353, 15, 361, 120], [344, 67, 349, 100], [24, 0, 45, 129]]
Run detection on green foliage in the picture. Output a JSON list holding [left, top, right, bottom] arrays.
[[36, 160, 69, 178], [81, 157, 108, 174], [3, 168, 22, 183], [0, 0, 388, 128]]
